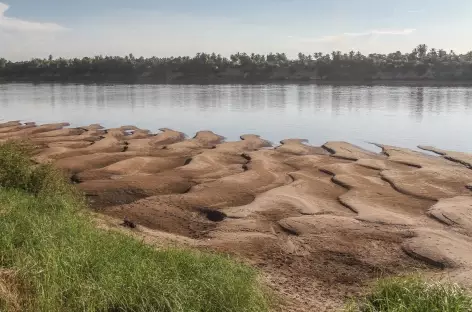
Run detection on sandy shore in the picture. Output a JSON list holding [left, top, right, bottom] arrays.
[[1, 120, 472, 311]]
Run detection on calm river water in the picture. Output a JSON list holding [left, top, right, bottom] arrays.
[[1, 83, 471, 152]]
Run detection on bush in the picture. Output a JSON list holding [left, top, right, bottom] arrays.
[[0, 142, 269, 312], [346, 275, 472, 312], [0, 141, 34, 191]]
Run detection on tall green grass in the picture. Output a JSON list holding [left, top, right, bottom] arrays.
[[0, 141, 269, 312], [346, 275, 472, 312]]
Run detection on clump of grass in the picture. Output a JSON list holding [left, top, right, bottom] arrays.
[[0, 140, 74, 197], [346, 275, 472, 312], [0, 269, 23, 312], [0, 140, 35, 191], [0, 141, 270, 312]]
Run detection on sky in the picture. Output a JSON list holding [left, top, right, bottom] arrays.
[[1, 0, 472, 60]]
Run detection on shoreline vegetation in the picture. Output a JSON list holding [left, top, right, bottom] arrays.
[[2, 45, 472, 85], [346, 276, 472, 312], [0, 141, 269, 312]]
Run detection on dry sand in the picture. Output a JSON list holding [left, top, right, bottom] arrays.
[[1, 120, 472, 312]]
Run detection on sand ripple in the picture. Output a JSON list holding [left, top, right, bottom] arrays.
[[2, 120, 472, 312]]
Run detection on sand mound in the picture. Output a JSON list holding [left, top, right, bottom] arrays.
[[277, 139, 329, 156], [428, 196, 472, 234], [419, 145, 472, 169], [381, 165, 472, 200], [0, 123, 69, 140], [0, 120, 21, 128], [323, 141, 382, 160], [75, 156, 188, 181]]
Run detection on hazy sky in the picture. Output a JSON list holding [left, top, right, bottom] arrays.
[[1, 0, 472, 60]]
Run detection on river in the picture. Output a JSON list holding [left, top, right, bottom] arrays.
[[1, 83, 471, 152]]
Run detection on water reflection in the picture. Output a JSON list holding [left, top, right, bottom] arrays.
[[0, 83, 471, 152], [2, 83, 471, 118]]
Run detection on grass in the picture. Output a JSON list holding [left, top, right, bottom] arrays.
[[346, 275, 472, 312], [0, 141, 270, 312]]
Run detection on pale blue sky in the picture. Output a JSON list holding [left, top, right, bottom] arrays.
[[1, 0, 472, 60]]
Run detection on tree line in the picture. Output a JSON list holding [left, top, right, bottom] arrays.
[[1, 44, 472, 84]]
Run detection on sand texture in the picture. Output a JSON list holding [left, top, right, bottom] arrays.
[[2, 120, 472, 312]]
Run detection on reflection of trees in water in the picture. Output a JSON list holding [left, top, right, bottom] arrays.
[[160, 85, 469, 119], [364, 87, 373, 112], [127, 85, 137, 110], [406, 88, 425, 121], [386, 87, 402, 111], [464, 90, 472, 110], [422, 87, 470, 115], [331, 86, 342, 116], [188, 85, 284, 112], [313, 86, 329, 112], [73, 84, 82, 107], [195, 85, 217, 111], [169, 85, 190, 109], [297, 86, 472, 121], [256, 86, 269, 110], [0, 84, 8, 108], [346, 87, 355, 111], [82, 86, 94, 108], [228, 85, 248, 111], [249, 86, 265, 110], [2, 84, 471, 121], [297, 85, 314, 112], [266, 86, 287, 110], [95, 85, 106, 108], [49, 84, 56, 108], [327, 86, 373, 115]]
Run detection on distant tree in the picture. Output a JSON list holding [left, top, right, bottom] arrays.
[[349, 50, 355, 60], [417, 44, 428, 58], [438, 49, 447, 59]]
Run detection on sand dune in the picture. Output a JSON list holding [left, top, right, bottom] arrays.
[[2, 121, 472, 312]]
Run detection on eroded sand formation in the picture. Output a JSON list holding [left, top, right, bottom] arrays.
[[1, 120, 472, 312]]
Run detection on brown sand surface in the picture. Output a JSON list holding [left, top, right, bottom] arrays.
[[2, 121, 472, 312], [419, 145, 472, 169]]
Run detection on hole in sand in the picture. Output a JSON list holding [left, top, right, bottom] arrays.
[[241, 153, 251, 161], [198, 208, 227, 222], [122, 142, 129, 152], [70, 174, 81, 184], [278, 224, 299, 236], [184, 158, 192, 165], [121, 218, 137, 229]]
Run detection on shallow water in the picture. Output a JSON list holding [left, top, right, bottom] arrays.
[[1, 83, 471, 152]]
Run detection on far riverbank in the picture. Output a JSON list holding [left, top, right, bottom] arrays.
[[3, 77, 472, 87]]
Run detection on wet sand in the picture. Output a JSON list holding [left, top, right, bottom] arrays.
[[2, 120, 472, 312]]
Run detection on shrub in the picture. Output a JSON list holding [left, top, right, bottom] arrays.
[[0, 140, 34, 191]]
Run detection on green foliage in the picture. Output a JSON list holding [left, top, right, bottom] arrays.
[[0, 142, 269, 312], [2, 45, 472, 83], [346, 276, 472, 312], [0, 141, 79, 200], [0, 141, 35, 190]]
